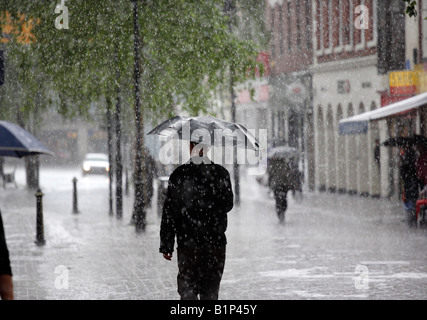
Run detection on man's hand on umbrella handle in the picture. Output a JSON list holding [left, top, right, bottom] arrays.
[[163, 253, 173, 261]]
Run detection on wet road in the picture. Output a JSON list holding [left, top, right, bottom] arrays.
[[227, 178, 427, 299], [1, 165, 426, 300]]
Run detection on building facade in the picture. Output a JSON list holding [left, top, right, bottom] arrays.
[[266, 0, 427, 198], [312, 0, 384, 196]]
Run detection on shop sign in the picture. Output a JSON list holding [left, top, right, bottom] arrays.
[[389, 71, 418, 95], [285, 81, 307, 104]]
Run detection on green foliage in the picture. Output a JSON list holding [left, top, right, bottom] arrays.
[[1, 0, 262, 125], [403, 0, 418, 17]]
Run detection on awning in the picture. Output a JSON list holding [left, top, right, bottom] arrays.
[[338, 92, 427, 135]]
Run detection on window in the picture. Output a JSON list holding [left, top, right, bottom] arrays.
[[316, 0, 323, 54], [324, 0, 333, 54], [296, 2, 302, 50], [279, 4, 284, 55], [305, 0, 311, 49], [344, 0, 354, 51]]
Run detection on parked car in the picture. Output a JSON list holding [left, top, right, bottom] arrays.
[[82, 153, 110, 175]]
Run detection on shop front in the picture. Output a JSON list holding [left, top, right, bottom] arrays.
[[339, 70, 427, 199]]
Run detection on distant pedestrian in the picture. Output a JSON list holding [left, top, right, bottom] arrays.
[[416, 142, 427, 187], [374, 139, 380, 169], [159, 141, 234, 300], [268, 158, 294, 223], [0, 157, 4, 176], [0, 210, 13, 300], [144, 149, 157, 208], [401, 147, 421, 222]]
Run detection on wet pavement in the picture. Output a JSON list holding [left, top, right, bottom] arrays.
[[1, 165, 426, 300]]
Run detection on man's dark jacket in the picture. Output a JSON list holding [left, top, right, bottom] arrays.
[[159, 158, 234, 254], [0, 211, 12, 276]]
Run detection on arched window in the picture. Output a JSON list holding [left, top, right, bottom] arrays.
[[337, 105, 346, 191], [358, 103, 369, 195], [327, 105, 336, 190], [347, 104, 357, 194], [316, 105, 327, 190]]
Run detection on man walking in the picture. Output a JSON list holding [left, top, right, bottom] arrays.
[[160, 141, 234, 300]]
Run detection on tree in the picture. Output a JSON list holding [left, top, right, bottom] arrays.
[[1, 1, 261, 227], [0, 10, 49, 189]]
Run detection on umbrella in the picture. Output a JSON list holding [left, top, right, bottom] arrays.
[[382, 135, 427, 148], [267, 146, 299, 160], [0, 120, 54, 158], [147, 115, 260, 151]]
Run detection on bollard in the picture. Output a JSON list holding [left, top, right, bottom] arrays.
[[72, 177, 79, 214], [134, 180, 146, 231], [35, 188, 46, 246], [125, 167, 129, 197]]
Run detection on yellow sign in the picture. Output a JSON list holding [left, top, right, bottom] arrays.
[[389, 71, 418, 87], [389, 71, 419, 95], [418, 74, 427, 93]]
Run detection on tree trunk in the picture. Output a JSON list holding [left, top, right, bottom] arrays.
[[131, 0, 146, 231], [16, 110, 38, 189], [115, 76, 123, 219], [106, 96, 114, 216]]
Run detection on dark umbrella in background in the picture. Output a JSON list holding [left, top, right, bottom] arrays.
[[0, 121, 53, 158], [267, 146, 299, 160], [382, 134, 427, 148]]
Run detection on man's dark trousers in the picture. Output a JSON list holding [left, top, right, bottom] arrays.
[[177, 245, 226, 300]]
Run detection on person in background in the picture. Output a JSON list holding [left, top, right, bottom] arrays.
[[0, 210, 14, 300], [0, 157, 4, 178], [268, 157, 294, 223], [374, 139, 380, 169], [144, 149, 157, 208], [416, 142, 427, 188], [401, 147, 421, 221]]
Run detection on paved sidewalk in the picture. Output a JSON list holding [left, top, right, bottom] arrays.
[[1, 165, 426, 300], [1, 166, 179, 300]]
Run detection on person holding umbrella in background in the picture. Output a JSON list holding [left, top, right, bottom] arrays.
[[382, 134, 427, 223], [416, 140, 427, 189], [400, 146, 421, 222], [0, 120, 53, 300]]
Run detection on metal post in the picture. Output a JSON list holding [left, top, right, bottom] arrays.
[[72, 177, 79, 214], [125, 166, 129, 197], [106, 99, 114, 216], [35, 189, 45, 246]]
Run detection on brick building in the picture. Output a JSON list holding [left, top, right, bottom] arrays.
[[266, 0, 426, 198], [265, 0, 315, 189]]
